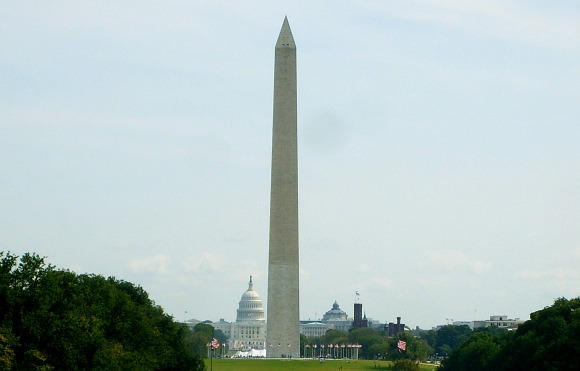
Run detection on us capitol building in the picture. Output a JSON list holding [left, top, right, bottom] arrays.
[[211, 276, 267, 350], [205, 276, 354, 351]]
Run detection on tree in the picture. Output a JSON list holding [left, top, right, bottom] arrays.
[[419, 329, 437, 352], [439, 332, 501, 371], [191, 323, 215, 358], [368, 338, 389, 359], [300, 333, 308, 357], [325, 329, 348, 345], [0, 251, 204, 370], [441, 297, 580, 371], [0, 326, 16, 369], [494, 297, 580, 371], [387, 333, 432, 362], [435, 325, 471, 357], [348, 327, 384, 359], [391, 358, 419, 371]]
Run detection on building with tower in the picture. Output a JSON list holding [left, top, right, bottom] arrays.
[[353, 302, 368, 329], [386, 317, 405, 337]]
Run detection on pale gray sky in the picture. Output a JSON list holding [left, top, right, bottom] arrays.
[[2, 1, 579, 329]]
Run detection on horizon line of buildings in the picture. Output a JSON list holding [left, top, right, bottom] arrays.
[[185, 276, 523, 351]]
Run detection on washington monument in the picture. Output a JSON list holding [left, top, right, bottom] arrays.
[[266, 17, 300, 359]]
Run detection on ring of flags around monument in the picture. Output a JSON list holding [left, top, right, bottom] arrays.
[[208, 339, 404, 357], [302, 343, 362, 359], [209, 340, 403, 356], [303, 343, 362, 348]]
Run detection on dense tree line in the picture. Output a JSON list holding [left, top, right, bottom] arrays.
[[188, 322, 226, 358], [439, 297, 580, 370], [0, 252, 204, 370], [420, 324, 473, 358]]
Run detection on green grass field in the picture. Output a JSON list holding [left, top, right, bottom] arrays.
[[204, 358, 439, 371]]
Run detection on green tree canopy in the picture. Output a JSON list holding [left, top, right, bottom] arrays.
[[434, 325, 472, 357], [438, 332, 501, 371], [391, 358, 420, 371], [0, 251, 204, 370], [495, 297, 580, 370], [324, 329, 348, 344], [440, 297, 580, 371], [348, 327, 384, 359], [385, 333, 432, 362]]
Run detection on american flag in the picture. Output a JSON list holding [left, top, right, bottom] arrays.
[[397, 340, 406, 351], [211, 338, 219, 349]]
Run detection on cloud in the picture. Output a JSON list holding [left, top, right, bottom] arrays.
[[517, 268, 580, 281], [432, 66, 551, 93], [515, 268, 580, 295], [1, 106, 228, 165], [357, 263, 371, 273], [372, 277, 394, 290], [420, 249, 492, 274], [128, 254, 170, 275], [181, 251, 225, 275]]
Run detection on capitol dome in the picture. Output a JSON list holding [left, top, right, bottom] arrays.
[[236, 276, 265, 322]]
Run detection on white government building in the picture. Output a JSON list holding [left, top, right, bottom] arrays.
[[211, 276, 267, 351], [452, 315, 524, 330], [209, 277, 355, 350]]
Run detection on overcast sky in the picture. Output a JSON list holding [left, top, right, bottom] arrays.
[[2, 1, 579, 329]]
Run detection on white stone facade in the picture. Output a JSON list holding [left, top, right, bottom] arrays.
[[452, 315, 524, 330], [212, 276, 267, 351], [300, 322, 332, 337]]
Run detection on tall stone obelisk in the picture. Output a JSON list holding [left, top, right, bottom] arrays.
[[266, 17, 300, 359]]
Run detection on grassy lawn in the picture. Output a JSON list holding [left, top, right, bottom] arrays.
[[204, 358, 439, 370]]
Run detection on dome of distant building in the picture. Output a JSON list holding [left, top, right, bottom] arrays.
[[322, 301, 348, 321], [211, 276, 267, 351], [236, 276, 265, 322]]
